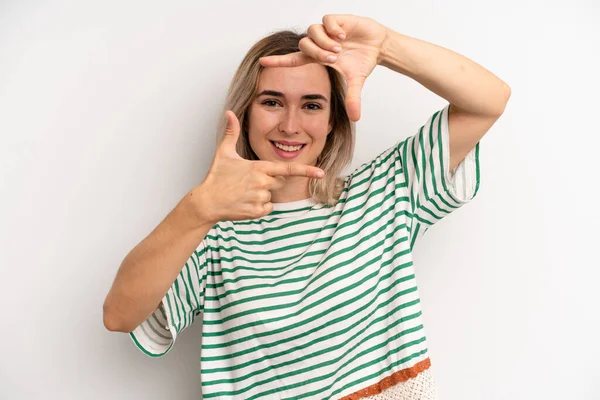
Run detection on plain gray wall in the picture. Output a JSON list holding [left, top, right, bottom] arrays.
[[1, 0, 598, 399]]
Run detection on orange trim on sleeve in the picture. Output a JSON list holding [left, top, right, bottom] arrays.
[[339, 357, 432, 400]]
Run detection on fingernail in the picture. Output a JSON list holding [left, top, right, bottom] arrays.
[[327, 55, 337, 63], [338, 33, 346, 40], [332, 45, 341, 53], [317, 170, 325, 178]]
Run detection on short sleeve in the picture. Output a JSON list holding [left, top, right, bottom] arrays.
[[129, 239, 210, 357], [398, 103, 481, 249]]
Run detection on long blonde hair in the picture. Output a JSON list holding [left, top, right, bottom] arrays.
[[216, 30, 355, 206]]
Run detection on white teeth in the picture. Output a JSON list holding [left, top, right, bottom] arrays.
[[273, 142, 303, 152]]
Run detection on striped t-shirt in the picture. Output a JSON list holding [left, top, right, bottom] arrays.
[[130, 103, 481, 399]]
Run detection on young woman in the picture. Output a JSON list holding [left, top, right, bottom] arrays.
[[104, 14, 510, 400]]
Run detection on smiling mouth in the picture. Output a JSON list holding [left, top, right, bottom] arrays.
[[270, 141, 306, 151], [269, 141, 306, 159]]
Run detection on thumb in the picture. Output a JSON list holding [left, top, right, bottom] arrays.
[[219, 110, 242, 157], [345, 76, 365, 122]]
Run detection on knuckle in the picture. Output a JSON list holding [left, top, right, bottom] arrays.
[[257, 177, 269, 188], [263, 202, 273, 214], [298, 38, 309, 52], [253, 176, 265, 189], [253, 205, 265, 217], [300, 36, 314, 48]]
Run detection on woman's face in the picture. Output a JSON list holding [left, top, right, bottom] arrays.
[[247, 63, 333, 167]]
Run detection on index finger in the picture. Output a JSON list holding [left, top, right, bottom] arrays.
[[259, 52, 315, 68], [264, 161, 325, 179]]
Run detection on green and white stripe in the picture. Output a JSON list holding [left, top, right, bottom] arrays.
[[130, 103, 480, 399]]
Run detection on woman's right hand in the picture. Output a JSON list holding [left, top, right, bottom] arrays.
[[191, 110, 325, 223]]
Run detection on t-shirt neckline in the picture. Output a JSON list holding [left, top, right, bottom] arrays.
[[271, 197, 314, 212]]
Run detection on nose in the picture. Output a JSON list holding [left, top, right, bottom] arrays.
[[278, 108, 301, 135]]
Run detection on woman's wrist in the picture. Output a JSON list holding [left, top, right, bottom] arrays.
[[179, 184, 219, 230]]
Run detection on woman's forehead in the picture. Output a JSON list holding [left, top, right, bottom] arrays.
[[258, 64, 331, 97]]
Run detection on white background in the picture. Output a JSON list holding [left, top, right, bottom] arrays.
[[1, 0, 599, 399]]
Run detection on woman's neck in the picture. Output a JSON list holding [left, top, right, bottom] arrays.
[[269, 176, 311, 203]]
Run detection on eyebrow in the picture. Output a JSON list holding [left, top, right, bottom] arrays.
[[256, 90, 329, 103]]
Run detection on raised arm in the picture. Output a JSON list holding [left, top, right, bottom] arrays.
[[259, 14, 511, 171], [379, 29, 511, 171]]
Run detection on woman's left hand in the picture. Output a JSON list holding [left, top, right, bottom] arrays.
[[259, 14, 389, 122]]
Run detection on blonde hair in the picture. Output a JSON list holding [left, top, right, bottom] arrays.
[[215, 30, 355, 206]]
